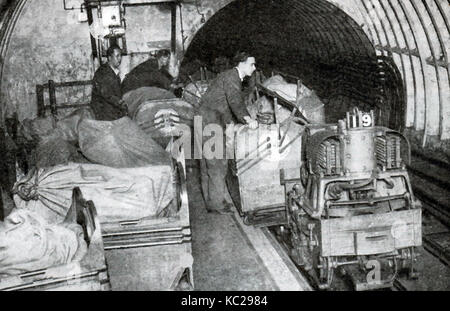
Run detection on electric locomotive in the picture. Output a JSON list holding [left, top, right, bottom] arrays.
[[228, 102, 421, 290], [282, 109, 421, 290]]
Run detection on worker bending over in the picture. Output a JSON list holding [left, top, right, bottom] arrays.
[[121, 49, 181, 95], [195, 51, 258, 214]]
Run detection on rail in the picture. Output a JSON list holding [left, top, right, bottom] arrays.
[[407, 152, 450, 227], [407, 153, 450, 268]]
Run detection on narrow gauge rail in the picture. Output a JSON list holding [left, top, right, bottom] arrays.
[[423, 232, 450, 267], [269, 223, 449, 291], [265, 148, 450, 291], [407, 152, 450, 267], [407, 152, 450, 227]]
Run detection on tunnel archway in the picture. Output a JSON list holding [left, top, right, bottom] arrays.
[[182, 0, 405, 129]]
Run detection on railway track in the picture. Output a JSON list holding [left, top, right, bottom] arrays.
[[263, 151, 450, 291], [408, 151, 450, 225], [389, 151, 450, 290], [407, 150, 450, 268], [268, 225, 415, 291], [412, 186, 450, 227], [423, 233, 450, 267]]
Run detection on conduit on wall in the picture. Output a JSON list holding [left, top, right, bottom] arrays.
[[315, 0, 450, 143], [353, 0, 449, 145], [183, 0, 405, 130]]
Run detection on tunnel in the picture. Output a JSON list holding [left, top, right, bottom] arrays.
[[0, 0, 449, 151], [183, 0, 405, 128]]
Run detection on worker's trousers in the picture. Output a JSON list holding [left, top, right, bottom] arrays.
[[199, 157, 234, 210], [194, 120, 234, 210], [194, 104, 236, 210]]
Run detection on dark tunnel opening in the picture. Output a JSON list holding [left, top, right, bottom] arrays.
[[182, 0, 405, 129]]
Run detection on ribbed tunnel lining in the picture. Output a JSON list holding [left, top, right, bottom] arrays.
[[183, 0, 405, 127]]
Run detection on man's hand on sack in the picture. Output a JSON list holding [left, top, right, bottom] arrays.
[[243, 116, 258, 130]]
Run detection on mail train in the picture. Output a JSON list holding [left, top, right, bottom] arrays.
[[226, 103, 422, 290]]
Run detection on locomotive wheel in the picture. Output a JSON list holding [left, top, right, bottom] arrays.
[[289, 228, 304, 267], [319, 256, 327, 280], [405, 247, 419, 279], [317, 257, 334, 290], [311, 249, 334, 290]]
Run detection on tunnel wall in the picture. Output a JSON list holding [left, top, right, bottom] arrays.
[[0, 0, 93, 121], [184, 0, 394, 130], [0, 0, 449, 149], [327, 0, 449, 147], [180, 0, 450, 146], [0, 0, 194, 122]]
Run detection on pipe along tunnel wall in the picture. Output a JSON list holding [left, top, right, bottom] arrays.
[[0, 0, 449, 157]]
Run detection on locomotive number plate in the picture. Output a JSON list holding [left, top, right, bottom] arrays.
[[361, 113, 373, 127]]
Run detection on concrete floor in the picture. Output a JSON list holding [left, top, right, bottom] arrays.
[[184, 161, 450, 292], [104, 163, 306, 291], [185, 164, 278, 291]]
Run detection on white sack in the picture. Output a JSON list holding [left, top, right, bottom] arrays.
[[182, 81, 209, 108], [262, 75, 324, 122], [12, 162, 174, 223], [0, 209, 86, 277], [262, 74, 314, 102]]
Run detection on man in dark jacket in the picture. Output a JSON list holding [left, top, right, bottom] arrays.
[[121, 49, 177, 95], [90, 45, 126, 121], [195, 51, 258, 214]]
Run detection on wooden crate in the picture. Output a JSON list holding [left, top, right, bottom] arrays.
[[0, 188, 110, 291]]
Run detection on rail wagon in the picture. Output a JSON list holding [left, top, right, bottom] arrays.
[[2, 80, 195, 291]]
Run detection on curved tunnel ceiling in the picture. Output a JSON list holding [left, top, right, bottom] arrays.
[[183, 0, 404, 127], [186, 0, 377, 63], [0, 0, 448, 145]]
